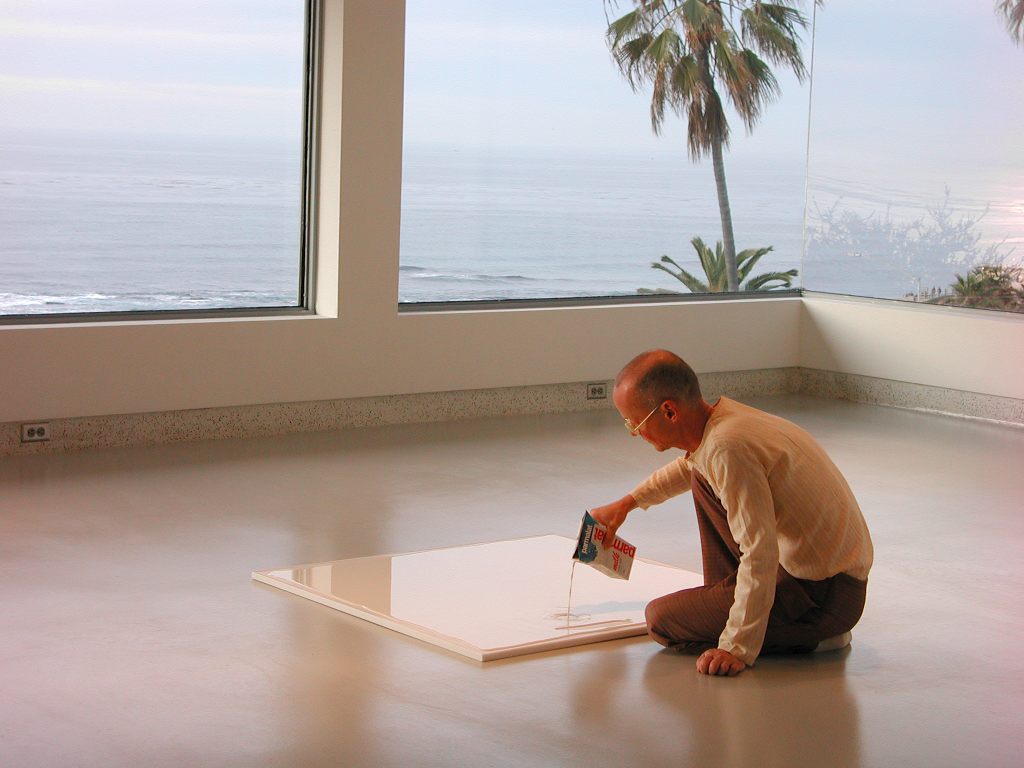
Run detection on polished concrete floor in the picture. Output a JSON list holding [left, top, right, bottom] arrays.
[[1, 394, 1022, 768]]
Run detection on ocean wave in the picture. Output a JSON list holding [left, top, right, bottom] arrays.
[[0, 174, 298, 193], [0, 290, 298, 315], [399, 265, 535, 282]]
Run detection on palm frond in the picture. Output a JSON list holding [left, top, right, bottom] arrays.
[[710, 29, 748, 90], [997, 0, 1024, 43], [743, 269, 798, 291], [740, 3, 808, 78], [735, 245, 774, 282], [719, 46, 779, 130], [612, 32, 656, 90], [678, 0, 717, 34], [652, 255, 710, 292], [692, 237, 728, 289], [648, 27, 684, 65], [646, 28, 686, 130], [607, 9, 643, 47], [686, 88, 728, 157], [669, 54, 703, 103]]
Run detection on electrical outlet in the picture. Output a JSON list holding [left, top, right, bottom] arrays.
[[21, 423, 51, 443], [586, 383, 607, 400]]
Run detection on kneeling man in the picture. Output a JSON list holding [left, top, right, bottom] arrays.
[[592, 350, 872, 677]]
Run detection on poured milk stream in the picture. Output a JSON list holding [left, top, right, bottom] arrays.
[[551, 561, 592, 627]]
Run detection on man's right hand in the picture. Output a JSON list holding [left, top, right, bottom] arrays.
[[589, 494, 638, 545]]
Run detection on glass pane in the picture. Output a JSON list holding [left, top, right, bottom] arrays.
[[400, 0, 812, 303], [804, 1, 1024, 312], [0, 1, 306, 316]]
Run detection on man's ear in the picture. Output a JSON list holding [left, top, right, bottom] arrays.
[[662, 400, 679, 421]]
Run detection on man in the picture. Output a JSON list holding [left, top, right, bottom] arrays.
[[591, 350, 872, 677]]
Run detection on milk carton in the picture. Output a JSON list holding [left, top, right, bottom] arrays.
[[573, 511, 636, 580]]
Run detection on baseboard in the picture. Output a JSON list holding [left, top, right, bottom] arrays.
[[1, 380, 618, 457], [796, 369, 1024, 428], [2, 367, 1020, 457]]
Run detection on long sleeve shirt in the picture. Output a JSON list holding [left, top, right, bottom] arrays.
[[630, 397, 873, 665]]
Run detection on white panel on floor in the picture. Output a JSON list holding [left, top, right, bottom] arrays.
[[253, 534, 703, 661]]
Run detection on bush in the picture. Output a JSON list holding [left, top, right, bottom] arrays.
[[930, 265, 1024, 312]]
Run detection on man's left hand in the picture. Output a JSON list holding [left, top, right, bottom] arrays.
[[696, 649, 746, 676]]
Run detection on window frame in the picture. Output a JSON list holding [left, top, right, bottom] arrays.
[[0, 0, 323, 326]]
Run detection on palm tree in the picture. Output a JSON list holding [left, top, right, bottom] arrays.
[[606, 0, 817, 291], [651, 236, 798, 292], [997, 0, 1024, 43]]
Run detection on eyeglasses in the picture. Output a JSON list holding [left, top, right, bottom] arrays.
[[624, 402, 664, 436]]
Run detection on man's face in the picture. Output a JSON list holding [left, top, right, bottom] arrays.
[[613, 384, 673, 452]]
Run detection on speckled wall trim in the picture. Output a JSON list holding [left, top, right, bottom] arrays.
[[2, 367, 1020, 457], [797, 369, 1024, 427], [0, 380, 621, 458], [699, 368, 802, 401]]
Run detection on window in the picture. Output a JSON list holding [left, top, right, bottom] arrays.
[[0, 0, 315, 319], [803, 1, 1024, 314], [399, 0, 810, 305]]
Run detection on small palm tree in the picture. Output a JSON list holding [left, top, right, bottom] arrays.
[[932, 264, 1024, 312], [607, 0, 816, 291], [652, 236, 798, 292]]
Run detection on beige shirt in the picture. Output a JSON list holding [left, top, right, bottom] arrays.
[[630, 397, 873, 665]]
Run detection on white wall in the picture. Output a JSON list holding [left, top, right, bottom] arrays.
[[0, 0, 802, 424], [801, 295, 1024, 401]]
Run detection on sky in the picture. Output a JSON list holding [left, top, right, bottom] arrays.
[[403, 0, 1024, 167], [1, 0, 1021, 177], [0, 0, 305, 139], [804, 0, 1024, 255], [402, 0, 812, 159], [810, 0, 1024, 173]]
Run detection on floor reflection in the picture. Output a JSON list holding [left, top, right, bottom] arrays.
[[281, 599, 387, 766], [642, 649, 863, 768]]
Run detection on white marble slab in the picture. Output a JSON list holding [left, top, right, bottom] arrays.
[[253, 534, 703, 661]]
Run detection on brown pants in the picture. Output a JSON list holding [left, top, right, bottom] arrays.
[[645, 472, 867, 655]]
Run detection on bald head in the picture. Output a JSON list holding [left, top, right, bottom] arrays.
[[615, 350, 703, 409]]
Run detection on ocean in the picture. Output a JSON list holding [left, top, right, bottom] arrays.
[[1, 131, 1018, 315], [399, 143, 807, 302], [0, 130, 302, 315]]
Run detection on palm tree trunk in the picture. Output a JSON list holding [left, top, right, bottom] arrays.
[[712, 138, 739, 291]]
